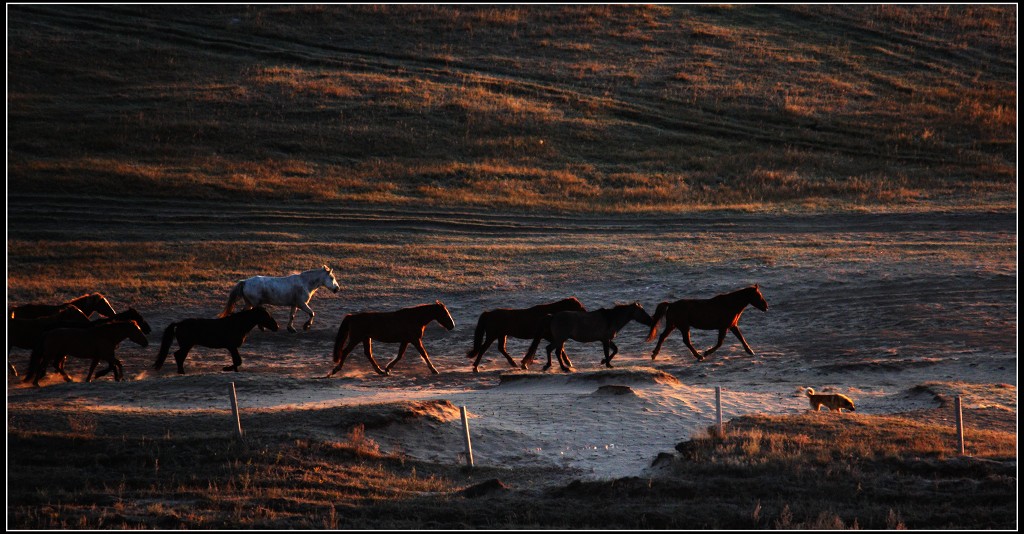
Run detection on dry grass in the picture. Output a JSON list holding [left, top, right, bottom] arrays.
[[6, 4, 1016, 214], [7, 402, 1015, 529]]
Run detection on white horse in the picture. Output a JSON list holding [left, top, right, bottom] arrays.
[[220, 265, 341, 333]]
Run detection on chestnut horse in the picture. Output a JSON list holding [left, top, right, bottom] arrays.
[[466, 297, 586, 372], [647, 285, 769, 361], [8, 306, 92, 377], [327, 301, 455, 377], [15, 308, 152, 380], [523, 303, 655, 372], [27, 320, 149, 386], [11, 292, 117, 320], [156, 307, 279, 374]]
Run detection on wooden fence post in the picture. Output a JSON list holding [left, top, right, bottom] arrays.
[[954, 395, 965, 455], [229, 382, 244, 440], [460, 406, 474, 467], [715, 386, 724, 437]]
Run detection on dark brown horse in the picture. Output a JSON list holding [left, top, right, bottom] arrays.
[[8, 306, 92, 377], [28, 320, 149, 386], [155, 307, 279, 374], [466, 297, 586, 372], [92, 307, 153, 334], [647, 285, 769, 361], [11, 292, 117, 320], [327, 301, 455, 377], [523, 302, 655, 372]]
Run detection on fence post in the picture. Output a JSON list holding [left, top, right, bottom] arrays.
[[954, 395, 965, 455], [229, 382, 244, 440], [715, 386, 724, 437], [460, 406, 474, 468]]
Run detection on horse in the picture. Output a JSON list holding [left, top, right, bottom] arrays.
[[647, 284, 769, 362], [11, 292, 117, 320], [156, 307, 279, 374], [465, 297, 586, 372], [523, 302, 655, 372], [327, 301, 455, 377], [220, 265, 340, 333], [27, 320, 149, 386], [8, 305, 92, 377], [35, 308, 155, 379], [92, 307, 153, 334]]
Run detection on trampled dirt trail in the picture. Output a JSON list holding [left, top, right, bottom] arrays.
[[7, 194, 1017, 481]]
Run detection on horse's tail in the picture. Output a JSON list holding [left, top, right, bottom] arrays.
[[333, 315, 352, 363], [219, 281, 245, 318], [645, 302, 670, 342], [155, 322, 178, 370], [466, 313, 488, 359]]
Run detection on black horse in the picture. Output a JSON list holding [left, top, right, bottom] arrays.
[[155, 307, 279, 374], [466, 297, 586, 372], [523, 303, 655, 371], [647, 285, 769, 361]]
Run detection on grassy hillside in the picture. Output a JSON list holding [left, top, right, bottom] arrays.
[[7, 4, 1017, 213]]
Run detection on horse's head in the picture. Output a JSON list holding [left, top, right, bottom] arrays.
[[125, 320, 150, 347], [322, 265, 341, 293], [255, 307, 280, 332], [434, 300, 456, 331], [748, 284, 769, 312], [627, 302, 656, 327], [122, 308, 153, 334], [86, 293, 118, 318], [558, 297, 587, 312]]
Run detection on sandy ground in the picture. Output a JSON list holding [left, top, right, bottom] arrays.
[[6, 198, 1017, 483]]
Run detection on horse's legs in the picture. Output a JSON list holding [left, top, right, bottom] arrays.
[[542, 343, 555, 371], [703, 329, 728, 358], [650, 324, 676, 360], [327, 338, 363, 377], [384, 341, 408, 374], [556, 343, 572, 372], [412, 339, 440, 375], [365, 339, 388, 376], [602, 340, 619, 368], [54, 356, 73, 382], [496, 336, 519, 368], [731, 326, 756, 355], [521, 335, 543, 369], [174, 344, 193, 374], [681, 328, 704, 361], [471, 334, 499, 372], [113, 358, 124, 381], [222, 346, 242, 372], [298, 301, 315, 331], [286, 306, 299, 333], [86, 358, 100, 382]]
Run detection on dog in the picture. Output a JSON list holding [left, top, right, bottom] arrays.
[[805, 388, 856, 413]]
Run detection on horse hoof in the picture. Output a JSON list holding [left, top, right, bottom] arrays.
[[222, 365, 238, 372], [287, 326, 297, 333], [303, 324, 312, 331]]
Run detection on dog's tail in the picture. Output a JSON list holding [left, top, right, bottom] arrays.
[[805, 387, 815, 397]]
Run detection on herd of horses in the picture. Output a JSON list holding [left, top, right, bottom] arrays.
[[7, 265, 770, 386]]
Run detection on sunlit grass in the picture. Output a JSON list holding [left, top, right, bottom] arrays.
[[6, 4, 1016, 214]]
